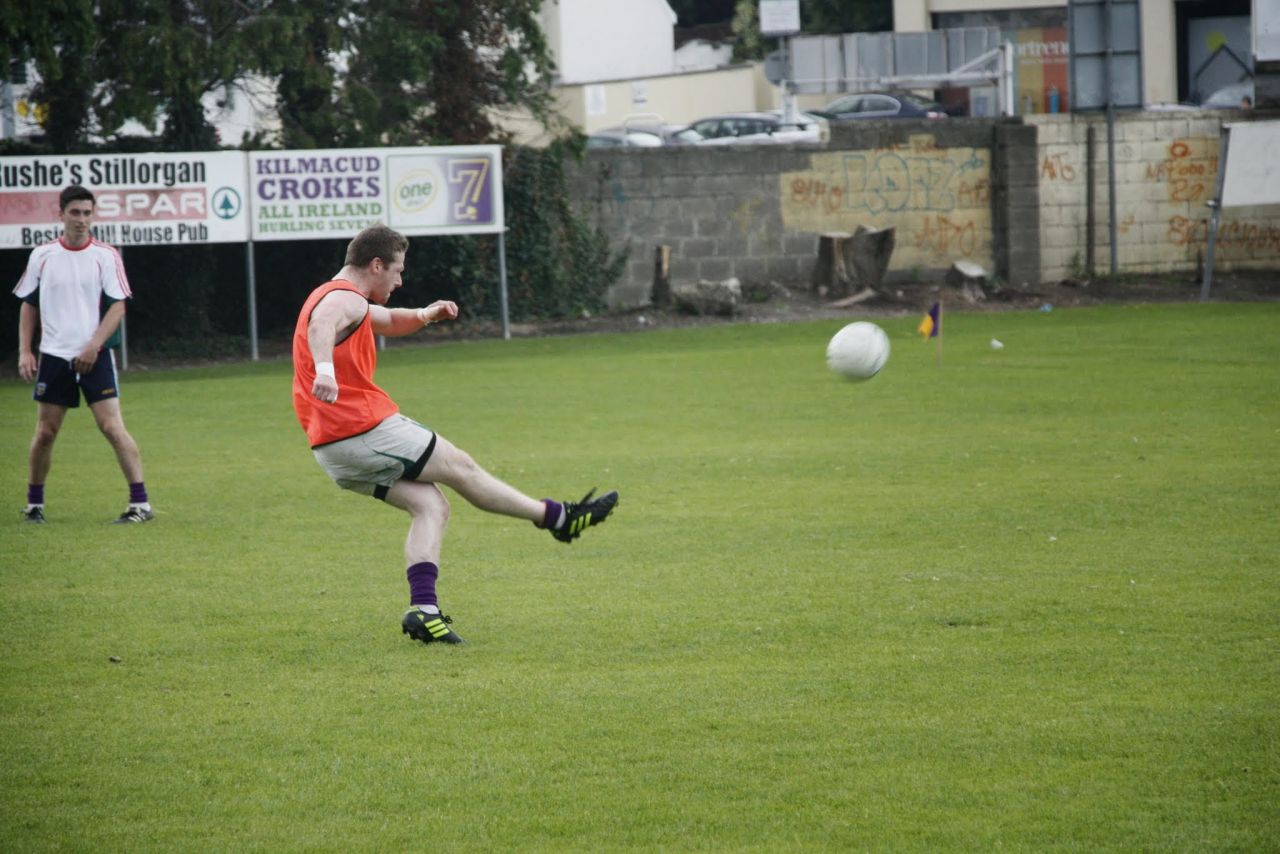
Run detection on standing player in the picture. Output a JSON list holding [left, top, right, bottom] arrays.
[[14, 185, 154, 524], [292, 224, 617, 645]]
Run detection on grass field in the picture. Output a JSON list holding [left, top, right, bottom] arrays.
[[1, 302, 1278, 851]]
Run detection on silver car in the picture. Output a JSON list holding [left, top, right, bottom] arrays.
[[685, 110, 825, 145]]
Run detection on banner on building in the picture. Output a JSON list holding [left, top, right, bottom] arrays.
[[248, 146, 504, 241], [0, 151, 249, 248]]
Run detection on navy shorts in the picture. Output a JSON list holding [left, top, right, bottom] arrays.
[[33, 351, 120, 408]]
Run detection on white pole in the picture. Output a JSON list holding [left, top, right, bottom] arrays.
[[1200, 125, 1231, 301], [1003, 42, 1015, 117]]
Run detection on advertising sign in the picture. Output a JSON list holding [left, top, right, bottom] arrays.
[[0, 151, 249, 249], [1015, 26, 1070, 113], [248, 146, 503, 241], [759, 0, 801, 37]]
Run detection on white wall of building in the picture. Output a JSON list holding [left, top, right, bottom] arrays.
[[674, 40, 734, 72], [541, 0, 677, 84]]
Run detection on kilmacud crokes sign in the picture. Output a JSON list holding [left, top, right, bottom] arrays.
[[248, 146, 503, 241]]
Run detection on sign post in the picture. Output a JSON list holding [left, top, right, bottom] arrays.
[[759, 0, 802, 123]]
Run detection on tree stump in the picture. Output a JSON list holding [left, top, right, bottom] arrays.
[[945, 260, 989, 303], [848, 225, 895, 293], [811, 232, 852, 298], [812, 227, 896, 300], [651, 244, 672, 308]]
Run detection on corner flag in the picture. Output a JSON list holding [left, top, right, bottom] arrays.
[[918, 303, 940, 339]]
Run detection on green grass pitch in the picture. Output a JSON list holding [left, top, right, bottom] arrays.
[[1, 302, 1277, 850]]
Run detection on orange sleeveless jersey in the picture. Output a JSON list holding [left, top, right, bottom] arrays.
[[292, 280, 399, 447]]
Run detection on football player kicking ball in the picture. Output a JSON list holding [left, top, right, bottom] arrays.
[[292, 224, 617, 645]]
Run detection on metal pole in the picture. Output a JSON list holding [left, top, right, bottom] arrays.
[[245, 240, 259, 360], [497, 230, 511, 340], [243, 155, 259, 361], [1200, 125, 1231, 301], [1104, 0, 1119, 275], [1086, 124, 1096, 277], [1003, 41, 1015, 116], [118, 244, 128, 370]]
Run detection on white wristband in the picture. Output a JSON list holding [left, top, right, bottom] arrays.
[[417, 307, 431, 324], [315, 361, 335, 379]]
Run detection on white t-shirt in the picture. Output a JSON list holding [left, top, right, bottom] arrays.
[[12, 238, 132, 360]]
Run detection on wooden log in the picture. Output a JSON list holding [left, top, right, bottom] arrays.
[[651, 244, 672, 308], [845, 225, 895, 292], [811, 232, 852, 297]]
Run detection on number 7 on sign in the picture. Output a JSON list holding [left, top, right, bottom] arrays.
[[447, 158, 490, 222]]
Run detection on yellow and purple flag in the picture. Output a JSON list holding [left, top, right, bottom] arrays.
[[918, 303, 940, 339]]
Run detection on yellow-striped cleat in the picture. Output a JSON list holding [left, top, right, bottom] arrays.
[[401, 608, 466, 645], [551, 488, 619, 544]]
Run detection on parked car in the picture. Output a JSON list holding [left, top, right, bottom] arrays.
[[813, 91, 948, 121], [586, 119, 703, 148], [685, 110, 825, 145], [1199, 81, 1254, 109]]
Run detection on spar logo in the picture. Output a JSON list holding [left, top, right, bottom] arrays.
[[212, 187, 242, 220], [392, 171, 438, 214]]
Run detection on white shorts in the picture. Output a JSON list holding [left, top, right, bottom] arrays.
[[312, 414, 437, 499]]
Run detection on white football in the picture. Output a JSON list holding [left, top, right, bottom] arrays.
[[826, 321, 890, 381]]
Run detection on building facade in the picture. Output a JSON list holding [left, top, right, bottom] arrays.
[[892, 0, 1260, 110]]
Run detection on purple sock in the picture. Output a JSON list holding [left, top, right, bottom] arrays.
[[28, 484, 44, 506], [406, 561, 439, 607], [537, 499, 563, 530], [129, 482, 148, 504]]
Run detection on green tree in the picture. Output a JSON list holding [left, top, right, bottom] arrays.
[[0, 0, 96, 152], [341, 0, 562, 146], [269, 0, 353, 149], [802, 0, 892, 36], [91, 0, 298, 149], [732, 0, 893, 61]]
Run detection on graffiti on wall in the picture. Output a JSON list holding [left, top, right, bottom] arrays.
[[1041, 150, 1076, 182], [781, 137, 993, 270], [1169, 215, 1280, 254], [1146, 139, 1217, 204]]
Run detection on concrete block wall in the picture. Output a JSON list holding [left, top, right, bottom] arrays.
[[566, 112, 1278, 309], [570, 120, 1032, 308], [1028, 112, 1280, 281]]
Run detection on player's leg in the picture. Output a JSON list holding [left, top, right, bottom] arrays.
[[29, 402, 67, 485], [90, 397, 144, 481], [24, 354, 78, 522], [84, 352, 152, 523], [413, 433, 619, 543], [24, 402, 67, 522], [385, 478, 450, 566], [414, 434, 545, 521], [384, 479, 464, 644]]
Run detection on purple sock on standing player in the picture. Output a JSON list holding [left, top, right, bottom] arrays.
[[406, 561, 439, 607], [28, 484, 44, 506], [129, 482, 148, 504]]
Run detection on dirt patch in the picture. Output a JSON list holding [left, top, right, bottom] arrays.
[[426, 269, 1280, 343]]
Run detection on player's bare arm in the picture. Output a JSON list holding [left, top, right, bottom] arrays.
[[17, 302, 39, 381], [307, 289, 368, 403], [369, 299, 458, 337], [73, 301, 126, 373]]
